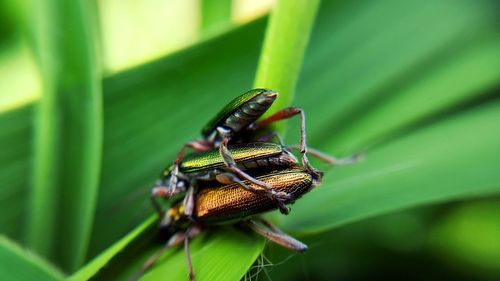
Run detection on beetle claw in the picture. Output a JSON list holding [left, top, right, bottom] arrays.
[[276, 200, 290, 215]]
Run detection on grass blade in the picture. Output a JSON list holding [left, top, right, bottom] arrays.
[[26, 0, 102, 271]]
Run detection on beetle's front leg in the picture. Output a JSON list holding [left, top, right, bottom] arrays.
[[183, 183, 197, 219], [150, 165, 186, 218]]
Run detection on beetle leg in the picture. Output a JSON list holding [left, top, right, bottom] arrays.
[[163, 140, 211, 201], [150, 186, 170, 219], [287, 144, 364, 166], [215, 172, 269, 193], [219, 139, 291, 214], [132, 232, 187, 281], [169, 164, 179, 193], [184, 226, 202, 281], [167, 140, 214, 195], [246, 219, 307, 252], [133, 226, 202, 281], [218, 139, 284, 194], [183, 184, 197, 219], [215, 173, 290, 215], [176, 140, 214, 164], [251, 107, 301, 130], [169, 140, 213, 195], [252, 107, 322, 178], [151, 167, 186, 219]]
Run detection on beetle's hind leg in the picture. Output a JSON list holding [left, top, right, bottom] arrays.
[[288, 144, 364, 166], [218, 139, 292, 215], [245, 219, 307, 252], [216, 172, 290, 215]]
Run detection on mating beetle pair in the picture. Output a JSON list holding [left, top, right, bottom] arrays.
[[138, 168, 320, 281], [139, 89, 357, 280], [151, 89, 322, 216]]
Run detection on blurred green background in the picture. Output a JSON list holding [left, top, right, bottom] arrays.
[[1, 0, 500, 280]]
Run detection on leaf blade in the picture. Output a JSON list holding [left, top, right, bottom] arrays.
[[0, 235, 64, 281], [281, 101, 500, 233], [26, 0, 103, 271]]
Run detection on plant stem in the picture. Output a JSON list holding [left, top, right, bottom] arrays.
[[26, 0, 102, 272], [254, 0, 321, 123]]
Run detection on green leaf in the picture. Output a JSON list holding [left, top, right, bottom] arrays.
[[1, 0, 500, 279], [0, 105, 32, 238], [0, 235, 64, 281], [140, 228, 264, 281], [25, 0, 102, 271], [71, 219, 264, 281], [69, 216, 157, 281], [297, 0, 500, 153], [281, 100, 500, 233], [320, 35, 500, 154]]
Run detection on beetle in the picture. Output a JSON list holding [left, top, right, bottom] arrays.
[[155, 89, 324, 216], [197, 89, 319, 177], [138, 168, 321, 281]]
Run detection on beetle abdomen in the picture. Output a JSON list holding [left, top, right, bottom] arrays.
[[194, 169, 315, 224]]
